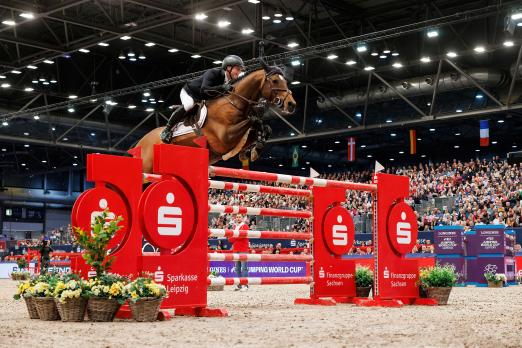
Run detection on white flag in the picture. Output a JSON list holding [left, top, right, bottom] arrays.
[[374, 161, 384, 173], [310, 167, 320, 178]]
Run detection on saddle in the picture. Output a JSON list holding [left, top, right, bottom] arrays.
[[183, 102, 205, 127]]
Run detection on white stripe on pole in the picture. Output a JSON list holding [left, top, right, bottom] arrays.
[[209, 277, 226, 286], [246, 207, 262, 215], [209, 253, 226, 261], [247, 277, 262, 285], [313, 178, 327, 187], [276, 174, 293, 184]]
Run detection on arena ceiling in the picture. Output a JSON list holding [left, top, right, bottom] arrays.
[[0, 0, 521, 185]]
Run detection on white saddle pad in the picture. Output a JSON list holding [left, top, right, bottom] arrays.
[[171, 105, 208, 137]]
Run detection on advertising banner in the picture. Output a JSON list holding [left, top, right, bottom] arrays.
[[434, 227, 464, 255], [210, 261, 308, 278]]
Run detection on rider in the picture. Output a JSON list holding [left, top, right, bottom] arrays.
[[160, 55, 245, 143]]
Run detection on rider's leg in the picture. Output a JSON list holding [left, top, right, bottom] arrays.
[[160, 89, 195, 143]]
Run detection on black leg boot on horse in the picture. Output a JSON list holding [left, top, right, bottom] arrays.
[[160, 106, 188, 144]]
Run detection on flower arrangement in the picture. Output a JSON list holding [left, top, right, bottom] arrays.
[[124, 277, 166, 302], [13, 279, 34, 300], [10, 271, 31, 281], [355, 266, 373, 288], [54, 274, 89, 303], [419, 266, 457, 288], [73, 209, 123, 277], [87, 273, 128, 304], [484, 272, 506, 286]]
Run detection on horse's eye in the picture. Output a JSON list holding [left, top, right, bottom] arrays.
[[273, 79, 279, 84]]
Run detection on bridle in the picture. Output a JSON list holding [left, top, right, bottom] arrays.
[[225, 70, 292, 112]]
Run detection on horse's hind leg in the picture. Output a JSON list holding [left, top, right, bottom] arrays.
[[135, 127, 164, 173]]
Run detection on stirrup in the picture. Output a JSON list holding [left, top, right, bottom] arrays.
[[160, 128, 172, 144]]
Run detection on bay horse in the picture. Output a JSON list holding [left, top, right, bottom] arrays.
[[135, 63, 296, 173]]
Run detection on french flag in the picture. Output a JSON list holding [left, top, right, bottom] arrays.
[[347, 137, 356, 162], [480, 120, 489, 147]]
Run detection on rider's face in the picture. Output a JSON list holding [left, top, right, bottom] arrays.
[[229, 65, 243, 80]]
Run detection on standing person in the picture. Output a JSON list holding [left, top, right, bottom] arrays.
[[228, 214, 250, 291], [39, 239, 53, 274]]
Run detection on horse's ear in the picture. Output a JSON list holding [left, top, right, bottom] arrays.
[[259, 58, 269, 72]]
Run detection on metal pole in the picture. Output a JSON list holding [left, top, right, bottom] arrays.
[[56, 105, 102, 141], [270, 108, 302, 135], [309, 84, 360, 126], [507, 44, 522, 107], [429, 59, 443, 117], [113, 112, 155, 148], [444, 58, 504, 107], [362, 73, 372, 126], [372, 72, 427, 117]]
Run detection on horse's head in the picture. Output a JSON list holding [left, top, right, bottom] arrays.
[[259, 60, 296, 115]]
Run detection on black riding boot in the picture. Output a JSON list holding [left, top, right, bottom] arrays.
[[160, 106, 187, 143]]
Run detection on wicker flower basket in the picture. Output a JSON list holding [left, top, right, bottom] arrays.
[[426, 287, 452, 305], [55, 298, 87, 322], [355, 286, 371, 298], [487, 281, 503, 288], [24, 296, 39, 319], [87, 297, 121, 322], [129, 298, 162, 322], [34, 297, 61, 321]]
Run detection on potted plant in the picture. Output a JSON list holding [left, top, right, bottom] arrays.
[[13, 279, 39, 319], [53, 274, 89, 322], [73, 209, 123, 278], [124, 277, 166, 322], [208, 270, 225, 291], [32, 273, 61, 320], [418, 266, 457, 305], [484, 272, 506, 288], [86, 274, 128, 321], [355, 266, 373, 298]]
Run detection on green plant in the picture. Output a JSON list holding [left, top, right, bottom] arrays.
[[124, 277, 166, 303], [87, 273, 129, 304], [16, 257, 27, 270], [419, 266, 457, 288], [484, 272, 506, 284], [209, 270, 222, 278], [73, 209, 123, 277], [355, 266, 373, 287]]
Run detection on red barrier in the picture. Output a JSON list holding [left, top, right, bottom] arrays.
[[71, 142, 433, 317]]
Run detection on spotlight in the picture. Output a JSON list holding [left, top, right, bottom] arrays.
[[427, 28, 439, 38]]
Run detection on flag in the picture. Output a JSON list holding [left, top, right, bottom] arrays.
[[375, 161, 384, 173], [409, 129, 416, 155], [310, 167, 320, 178], [480, 120, 489, 147], [241, 157, 249, 170], [291, 146, 299, 168], [347, 137, 356, 161]]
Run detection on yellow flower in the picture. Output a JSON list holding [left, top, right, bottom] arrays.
[[130, 291, 138, 299], [109, 283, 121, 296]]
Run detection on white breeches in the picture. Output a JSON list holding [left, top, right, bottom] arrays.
[[180, 88, 195, 112]]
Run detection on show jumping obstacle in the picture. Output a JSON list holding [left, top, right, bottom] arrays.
[[71, 141, 435, 317]]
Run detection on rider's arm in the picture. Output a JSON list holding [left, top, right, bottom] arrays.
[[200, 70, 226, 98]]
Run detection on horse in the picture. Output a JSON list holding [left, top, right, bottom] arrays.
[[135, 62, 296, 173]]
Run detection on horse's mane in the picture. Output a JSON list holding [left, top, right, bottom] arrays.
[[231, 64, 285, 86]]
